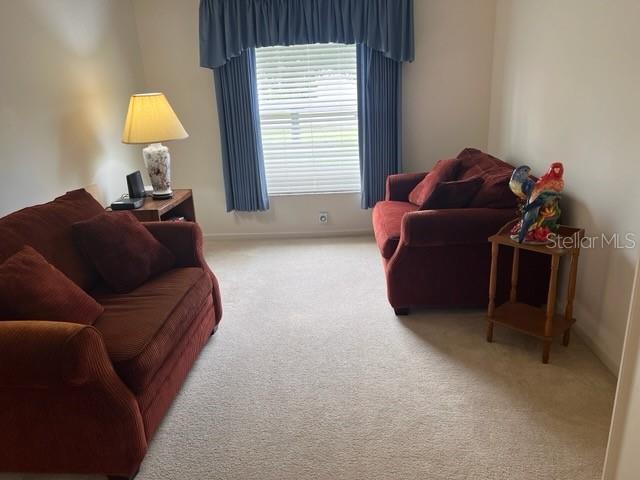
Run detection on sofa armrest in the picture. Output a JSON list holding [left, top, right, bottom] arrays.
[[144, 221, 223, 324], [385, 172, 427, 201], [400, 208, 517, 248], [143, 221, 205, 268], [0, 321, 147, 476]]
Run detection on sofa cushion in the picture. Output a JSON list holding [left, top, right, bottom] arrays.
[[92, 267, 212, 393], [422, 176, 484, 210], [372, 201, 419, 259], [456, 148, 517, 208], [73, 212, 175, 293], [0, 246, 103, 324], [0, 189, 105, 291], [408, 158, 461, 208]]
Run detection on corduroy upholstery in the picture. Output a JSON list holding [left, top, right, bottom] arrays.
[[373, 149, 550, 311], [385, 171, 426, 201], [0, 321, 147, 477], [458, 148, 518, 209], [372, 201, 419, 259], [420, 176, 484, 210], [143, 221, 223, 325], [73, 212, 176, 293], [0, 189, 104, 291], [0, 191, 223, 479], [407, 158, 461, 208], [93, 268, 212, 394], [0, 246, 103, 324]]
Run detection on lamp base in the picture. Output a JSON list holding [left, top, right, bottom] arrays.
[[143, 142, 173, 198], [152, 192, 174, 200]]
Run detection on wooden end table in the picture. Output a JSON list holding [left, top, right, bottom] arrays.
[[486, 219, 584, 364], [128, 189, 195, 223]]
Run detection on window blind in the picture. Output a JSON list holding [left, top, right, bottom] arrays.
[[255, 43, 361, 195]]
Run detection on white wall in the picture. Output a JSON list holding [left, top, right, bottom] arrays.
[[403, 0, 496, 172], [488, 0, 640, 372], [0, 0, 145, 213], [131, 0, 497, 237]]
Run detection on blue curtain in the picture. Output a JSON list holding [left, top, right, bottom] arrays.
[[200, 0, 414, 68], [357, 44, 402, 208], [213, 49, 269, 211], [201, 0, 413, 211]]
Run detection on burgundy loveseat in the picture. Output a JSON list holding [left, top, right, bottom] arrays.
[[373, 148, 549, 314], [0, 189, 222, 479]]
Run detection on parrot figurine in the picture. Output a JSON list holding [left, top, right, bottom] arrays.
[[518, 191, 561, 243], [509, 165, 534, 202], [528, 162, 564, 203], [512, 162, 565, 243]]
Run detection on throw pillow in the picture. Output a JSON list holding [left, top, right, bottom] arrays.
[[73, 212, 175, 293], [0, 246, 104, 324], [421, 176, 485, 210], [408, 158, 462, 208]]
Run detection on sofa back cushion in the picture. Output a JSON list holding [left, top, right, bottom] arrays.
[[408, 158, 461, 208], [456, 148, 517, 209], [0, 246, 104, 324], [0, 189, 105, 291]]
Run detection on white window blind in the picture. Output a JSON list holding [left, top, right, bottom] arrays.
[[255, 43, 361, 195]]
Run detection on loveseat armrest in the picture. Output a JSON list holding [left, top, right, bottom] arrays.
[[0, 321, 117, 387], [385, 172, 427, 201], [144, 221, 223, 324], [400, 208, 517, 248], [0, 321, 146, 476]]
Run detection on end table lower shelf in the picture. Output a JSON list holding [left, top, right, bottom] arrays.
[[490, 302, 576, 340]]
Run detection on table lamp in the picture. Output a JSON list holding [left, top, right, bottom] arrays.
[[122, 93, 188, 199]]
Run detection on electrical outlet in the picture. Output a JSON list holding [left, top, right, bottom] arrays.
[[318, 212, 329, 224]]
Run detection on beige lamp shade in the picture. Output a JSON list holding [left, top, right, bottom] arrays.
[[121, 93, 188, 144]]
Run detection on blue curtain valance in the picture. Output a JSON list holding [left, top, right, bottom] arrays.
[[200, 0, 414, 68]]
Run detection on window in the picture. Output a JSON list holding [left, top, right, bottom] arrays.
[[255, 43, 360, 195]]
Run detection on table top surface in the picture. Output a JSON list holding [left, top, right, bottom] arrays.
[[136, 189, 192, 214], [489, 220, 585, 256]]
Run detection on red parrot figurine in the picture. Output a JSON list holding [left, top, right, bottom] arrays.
[[529, 162, 564, 203]]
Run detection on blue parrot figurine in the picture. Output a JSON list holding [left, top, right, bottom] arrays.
[[509, 165, 534, 201]]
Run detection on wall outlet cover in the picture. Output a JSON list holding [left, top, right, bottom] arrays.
[[319, 212, 329, 224]]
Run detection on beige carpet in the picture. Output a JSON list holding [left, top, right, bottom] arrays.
[[4, 236, 616, 480]]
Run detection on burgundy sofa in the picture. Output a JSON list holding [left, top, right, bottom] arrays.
[[373, 148, 549, 314], [0, 189, 222, 479]]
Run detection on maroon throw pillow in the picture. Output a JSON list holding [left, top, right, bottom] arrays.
[[421, 176, 484, 210], [408, 158, 462, 208], [0, 246, 103, 324], [73, 212, 175, 293]]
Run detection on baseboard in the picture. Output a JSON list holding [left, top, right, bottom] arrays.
[[204, 229, 373, 241]]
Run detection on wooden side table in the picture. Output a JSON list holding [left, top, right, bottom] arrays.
[[128, 189, 196, 223], [486, 220, 584, 364]]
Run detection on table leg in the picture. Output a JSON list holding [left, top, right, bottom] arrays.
[[510, 247, 520, 303], [563, 250, 580, 347], [542, 254, 560, 363], [487, 242, 499, 343], [542, 340, 552, 364]]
